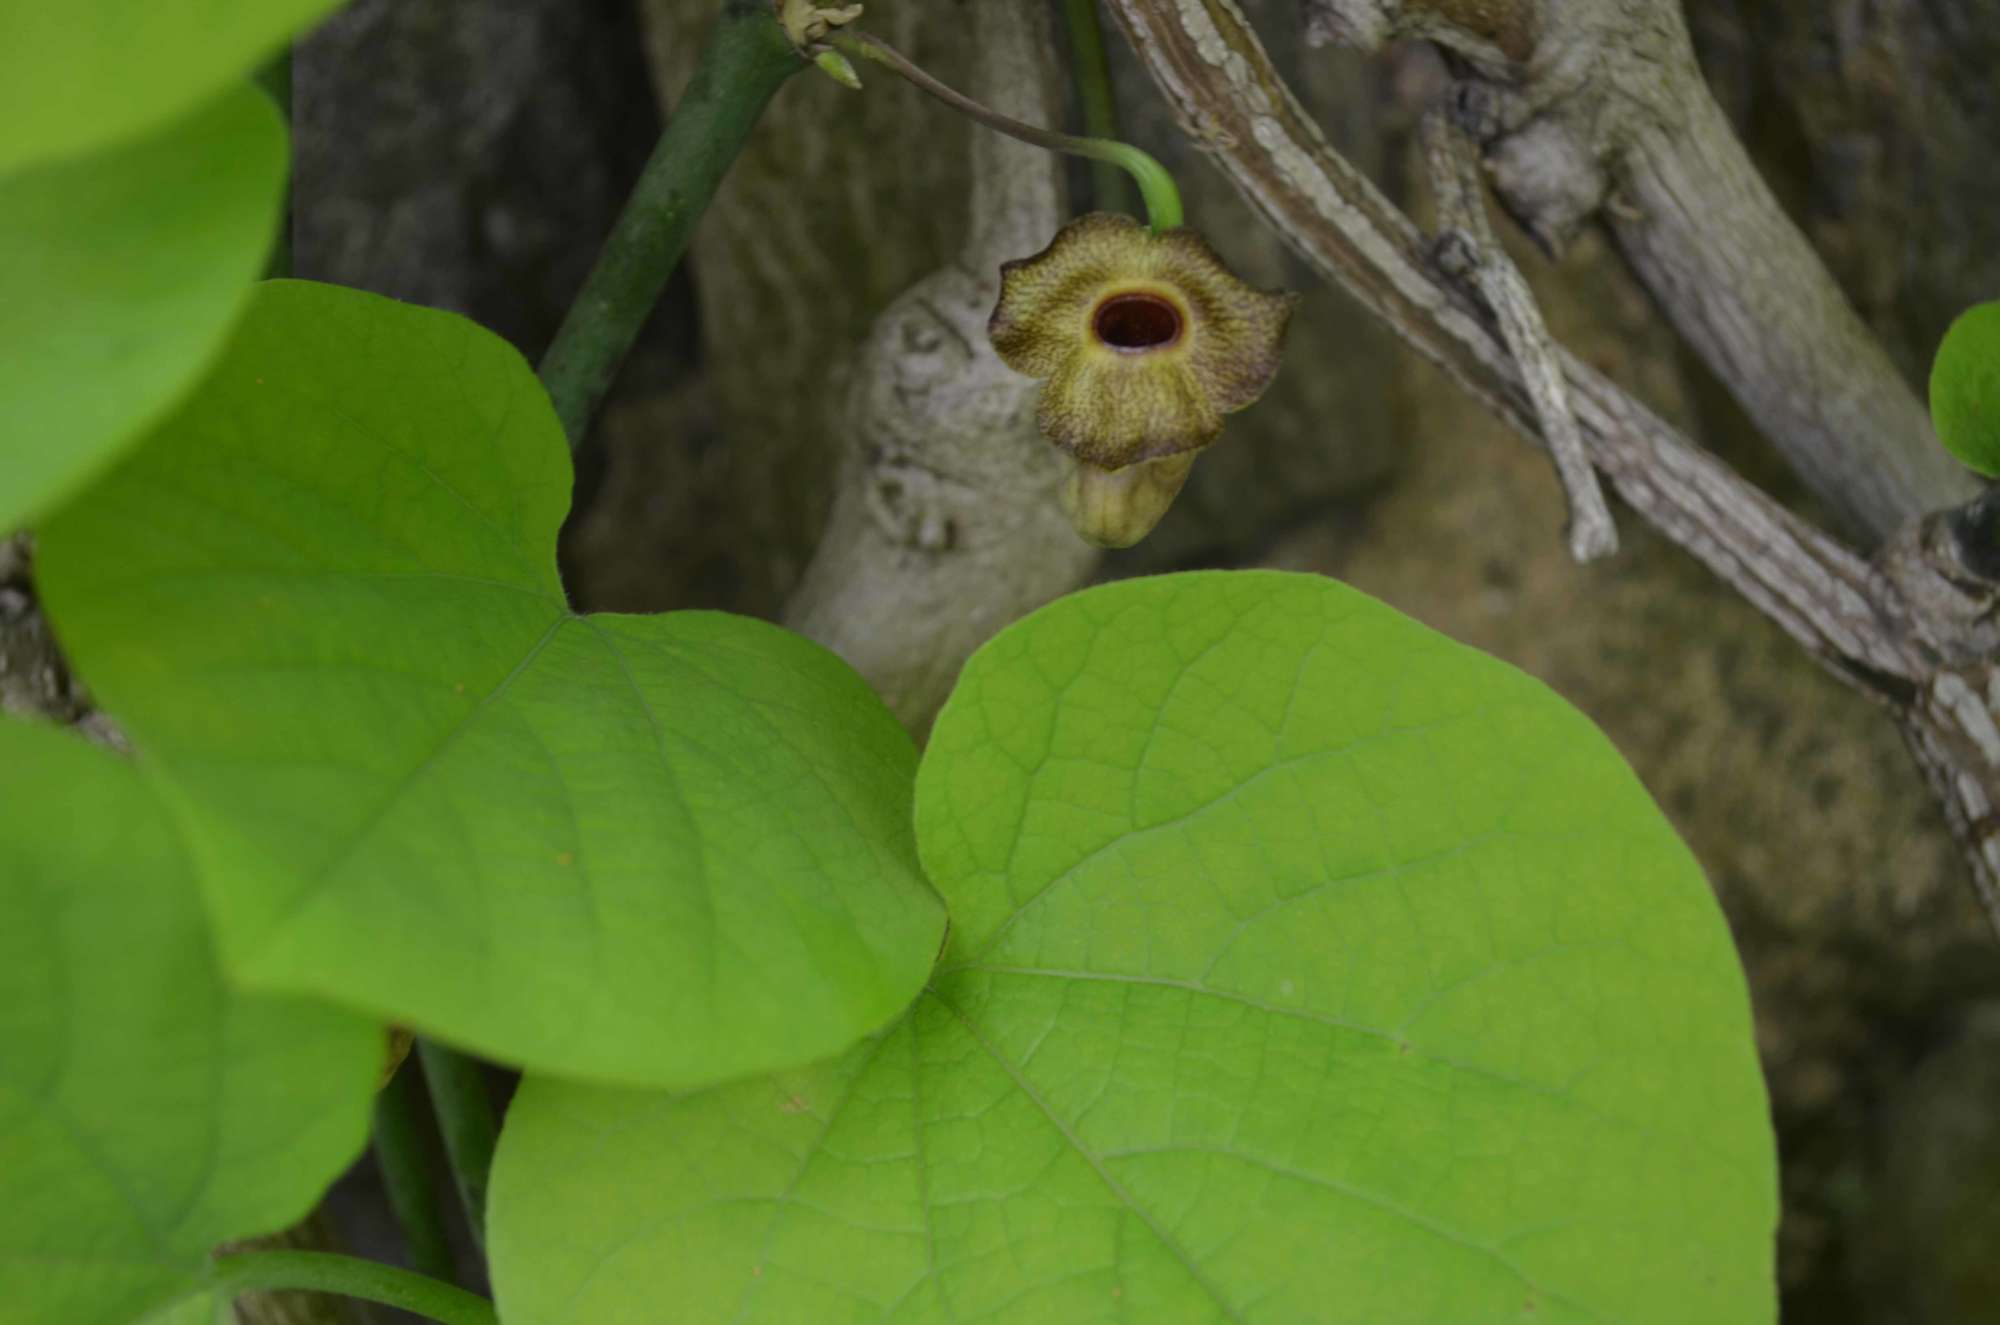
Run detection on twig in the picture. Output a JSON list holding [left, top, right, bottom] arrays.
[[1420, 107, 1616, 562]]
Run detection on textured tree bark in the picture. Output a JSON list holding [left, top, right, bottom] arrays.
[[1607, 71, 1976, 544], [1297, 0, 1978, 544], [1681, 0, 2000, 385]]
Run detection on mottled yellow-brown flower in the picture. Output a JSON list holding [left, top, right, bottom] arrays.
[[988, 212, 1295, 546], [990, 214, 1297, 464]]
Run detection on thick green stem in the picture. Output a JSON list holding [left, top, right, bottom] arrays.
[[416, 1040, 499, 1249], [254, 49, 292, 281], [207, 1251, 496, 1325], [836, 30, 1182, 232], [538, 0, 803, 448], [1061, 0, 1132, 215], [372, 1061, 457, 1283]]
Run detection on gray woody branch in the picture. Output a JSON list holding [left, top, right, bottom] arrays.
[[782, 0, 1097, 736], [1103, 0, 2000, 934], [1420, 106, 1615, 563], [1300, 0, 1977, 545]]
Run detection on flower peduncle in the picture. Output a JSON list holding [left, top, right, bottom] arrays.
[[830, 30, 1184, 233]]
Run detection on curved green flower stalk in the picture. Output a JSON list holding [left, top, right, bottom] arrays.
[[834, 30, 1182, 232], [1061, 0, 1134, 214], [990, 212, 1297, 546]]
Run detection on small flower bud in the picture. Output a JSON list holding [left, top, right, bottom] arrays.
[[1059, 454, 1197, 549]]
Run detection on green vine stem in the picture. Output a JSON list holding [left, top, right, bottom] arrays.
[[834, 30, 1183, 233], [1060, 0, 1133, 215], [537, 0, 803, 449], [372, 1061, 457, 1283], [207, 1251, 497, 1325], [416, 1040, 500, 1249], [254, 49, 292, 282]]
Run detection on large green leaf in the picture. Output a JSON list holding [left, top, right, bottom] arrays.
[[488, 571, 1777, 1323], [0, 82, 284, 534], [1931, 300, 2000, 477], [0, 1, 336, 176], [0, 718, 378, 1325], [36, 279, 945, 1089]]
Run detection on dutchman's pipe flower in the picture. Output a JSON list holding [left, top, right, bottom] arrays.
[[989, 212, 1296, 547]]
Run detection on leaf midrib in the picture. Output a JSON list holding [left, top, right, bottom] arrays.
[[928, 989, 1250, 1325], [246, 610, 569, 954]]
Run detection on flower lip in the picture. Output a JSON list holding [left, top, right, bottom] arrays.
[[988, 211, 1295, 481], [1091, 291, 1184, 354]]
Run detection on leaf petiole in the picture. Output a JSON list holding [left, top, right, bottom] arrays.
[[832, 29, 1184, 232], [417, 1039, 500, 1249], [206, 1250, 496, 1325]]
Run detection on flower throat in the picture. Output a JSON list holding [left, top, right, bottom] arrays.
[[1093, 294, 1183, 351]]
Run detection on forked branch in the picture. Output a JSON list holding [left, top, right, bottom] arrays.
[[1420, 106, 1614, 563], [1296, 0, 1976, 544]]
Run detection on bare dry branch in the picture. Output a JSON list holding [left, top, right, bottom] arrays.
[[1297, 0, 1977, 544], [1421, 108, 1615, 562]]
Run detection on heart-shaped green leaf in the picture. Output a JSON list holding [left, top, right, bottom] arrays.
[[36, 279, 945, 1089], [488, 571, 1776, 1323], [0, 82, 285, 534], [0, 718, 378, 1325], [0, 1, 336, 176], [1931, 301, 2000, 477]]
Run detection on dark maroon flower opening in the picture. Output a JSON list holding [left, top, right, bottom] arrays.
[[1092, 293, 1183, 352]]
